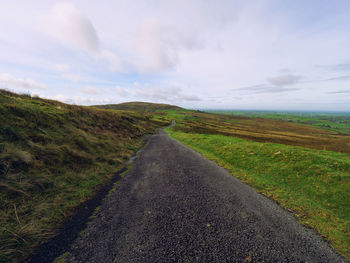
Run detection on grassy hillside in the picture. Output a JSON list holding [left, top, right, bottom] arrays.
[[94, 101, 182, 112], [0, 90, 167, 262]]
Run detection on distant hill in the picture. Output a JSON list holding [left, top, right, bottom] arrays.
[[94, 102, 182, 112]]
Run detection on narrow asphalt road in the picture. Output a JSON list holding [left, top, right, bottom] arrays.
[[66, 131, 345, 263]]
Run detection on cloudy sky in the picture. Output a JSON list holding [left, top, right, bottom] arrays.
[[0, 0, 350, 110]]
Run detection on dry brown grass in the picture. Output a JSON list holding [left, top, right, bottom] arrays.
[[173, 112, 350, 154]]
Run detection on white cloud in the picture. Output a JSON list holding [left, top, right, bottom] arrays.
[[51, 63, 83, 83], [52, 63, 70, 72], [0, 73, 47, 90], [82, 86, 100, 94], [114, 86, 128, 97], [136, 22, 178, 72], [44, 3, 125, 73], [62, 73, 83, 82], [51, 63, 83, 82], [136, 87, 168, 100], [135, 85, 201, 102], [42, 93, 113, 105], [135, 20, 202, 72], [101, 50, 124, 72], [44, 2, 99, 53]]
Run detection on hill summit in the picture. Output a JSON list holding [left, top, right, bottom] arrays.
[[94, 102, 182, 112]]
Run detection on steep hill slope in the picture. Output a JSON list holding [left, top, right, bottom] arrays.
[[94, 101, 182, 112], [0, 90, 167, 262]]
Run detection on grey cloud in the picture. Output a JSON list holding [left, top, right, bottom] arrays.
[[328, 90, 350, 94], [179, 94, 201, 101], [333, 63, 350, 71], [316, 63, 350, 71], [278, 68, 292, 73], [267, 74, 302, 86], [237, 84, 299, 94], [326, 75, 350, 81], [207, 96, 225, 99], [240, 84, 265, 90], [251, 86, 299, 94], [236, 74, 302, 95]]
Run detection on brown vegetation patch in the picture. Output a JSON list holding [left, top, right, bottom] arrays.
[[174, 112, 350, 154]]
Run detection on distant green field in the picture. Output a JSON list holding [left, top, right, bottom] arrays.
[[166, 128, 350, 260], [207, 110, 350, 134]]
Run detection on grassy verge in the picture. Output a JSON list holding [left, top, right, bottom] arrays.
[[166, 128, 350, 260], [0, 90, 167, 262]]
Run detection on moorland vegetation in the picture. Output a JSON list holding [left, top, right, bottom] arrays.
[[0, 90, 167, 262]]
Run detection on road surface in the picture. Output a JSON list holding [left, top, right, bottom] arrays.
[[66, 131, 345, 263]]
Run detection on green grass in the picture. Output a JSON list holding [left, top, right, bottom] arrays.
[[166, 129, 350, 260], [53, 252, 69, 263], [160, 110, 350, 154], [0, 90, 167, 262], [208, 110, 350, 134]]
